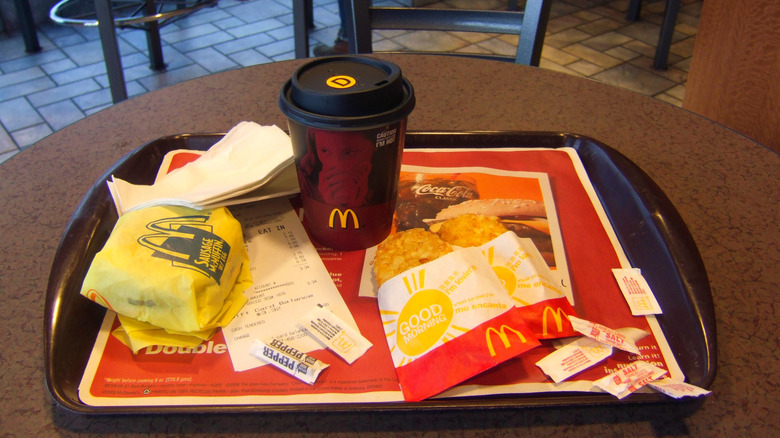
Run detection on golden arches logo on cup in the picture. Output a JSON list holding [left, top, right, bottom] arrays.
[[328, 208, 360, 229], [395, 271, 454, 357], [325, 75, 356, 89]]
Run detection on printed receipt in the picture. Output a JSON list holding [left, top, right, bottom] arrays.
[[224, 197, 356, 372]]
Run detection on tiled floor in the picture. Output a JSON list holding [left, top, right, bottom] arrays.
[[0, 0, 701, 164]]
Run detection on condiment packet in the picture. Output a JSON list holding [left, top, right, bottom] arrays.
[[648, 378, 711, 398], [612, 268, 662, 315], [479, 232, 578, 339], [249, 338, 329, 385], [568, 315, 643, 355], [108, 122, 298, 215], [535, 337, 613, 383], [593, 360, 668, 399], [299, 304, 372, 364], [378, 246, 540, 401]]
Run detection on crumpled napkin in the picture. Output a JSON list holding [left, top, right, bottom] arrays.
[[108, 122, 298, 215]]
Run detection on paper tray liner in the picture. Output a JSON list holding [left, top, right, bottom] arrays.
[[44, 131, 716, 414]]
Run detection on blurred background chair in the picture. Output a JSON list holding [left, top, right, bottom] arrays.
[[50, 0, 219, 71], [626, 0, 680, 70], [342, 0, 552, 66], [71, 0, 313, 103], [11, 0, 42, 52]]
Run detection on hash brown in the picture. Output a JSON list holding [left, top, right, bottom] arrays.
[[374, 228, 453, 287], [436, 214, 509, 247]]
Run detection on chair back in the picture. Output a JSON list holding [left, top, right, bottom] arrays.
[[344, 0, 551, 66]]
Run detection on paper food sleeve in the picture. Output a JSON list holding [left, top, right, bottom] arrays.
[[378, 247, 540, 401], [80, 205, 252, 350], [481, 232, 578, 339]]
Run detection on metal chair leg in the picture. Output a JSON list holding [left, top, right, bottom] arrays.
[[13, 0, 41, 52], [653, 0, 680, 70], [517, 0, 552, 66], [345, 0, 372, 54], [94, 0, 128, 103], [144, 0, 166, 70], [626, 0, 641, 21], [293, 0, 310, 58]]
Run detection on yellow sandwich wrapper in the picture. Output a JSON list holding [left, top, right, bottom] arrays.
[[81, 205, 252, 352], [112, 314, 214, 353]]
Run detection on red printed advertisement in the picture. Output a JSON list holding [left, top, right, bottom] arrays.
[[78, 147, 682, 407]]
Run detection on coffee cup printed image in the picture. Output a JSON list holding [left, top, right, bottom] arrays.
[[300, 129, 375, 206]]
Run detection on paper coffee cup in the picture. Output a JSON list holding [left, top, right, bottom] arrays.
[[279, 56, 415, 250]]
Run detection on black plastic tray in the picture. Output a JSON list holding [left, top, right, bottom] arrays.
[[44, 131, 716, 414]]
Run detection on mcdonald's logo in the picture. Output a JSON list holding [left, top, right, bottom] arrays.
[[328, 208, 360, 229], [85, 289, 114, 310], [485, 325, 527, 357], [332, 333, 356, 352], [326, 75, 356, 89], [138, 214, 229, 283], [542, 306, 569, 336]]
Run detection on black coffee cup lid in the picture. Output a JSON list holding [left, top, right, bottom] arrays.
[[279, 56, 415, 129]]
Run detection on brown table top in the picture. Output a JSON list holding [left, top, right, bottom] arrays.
[[1, 55, 777, 436]]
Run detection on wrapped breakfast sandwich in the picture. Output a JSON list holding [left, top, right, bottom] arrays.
[[81, 205, 252, 352]]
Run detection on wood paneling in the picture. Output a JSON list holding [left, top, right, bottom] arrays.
[[683, 0, 780, 152]]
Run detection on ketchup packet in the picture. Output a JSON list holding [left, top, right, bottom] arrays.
[[479, 232, 578, 339], [377, 247, 540, 401]]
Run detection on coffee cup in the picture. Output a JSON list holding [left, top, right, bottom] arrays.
[[279, 56, 415, 250]]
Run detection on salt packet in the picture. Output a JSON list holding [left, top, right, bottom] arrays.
[[249, 338, 329, 385], [299, 304, 372, 364], [536, 337, 613, 383], [567, 315, 645, 355], [378, 246, 540, 401], [593, 360, 668, 399], [649, 378, 711, 398]]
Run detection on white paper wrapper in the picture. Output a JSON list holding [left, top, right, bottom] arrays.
[[108, 122, 297, 215], [480, 232, 579, 339], [379, 247, 514, 363], [612, 268, 663, 315], [378, 246, 539, 401], [593, 360, 668, 399], [482, 232, 570, 305], [249, 338, 329, 385], [299, 304, 372, 365], [536, 337, 613, 383], [649, 378, 711, 398], [568, 315, 643, 355]]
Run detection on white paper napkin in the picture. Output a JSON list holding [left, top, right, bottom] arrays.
[[108, 122, 299, 215]]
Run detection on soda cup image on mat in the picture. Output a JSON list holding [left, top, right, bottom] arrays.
[[80, 205, 252, 352]]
